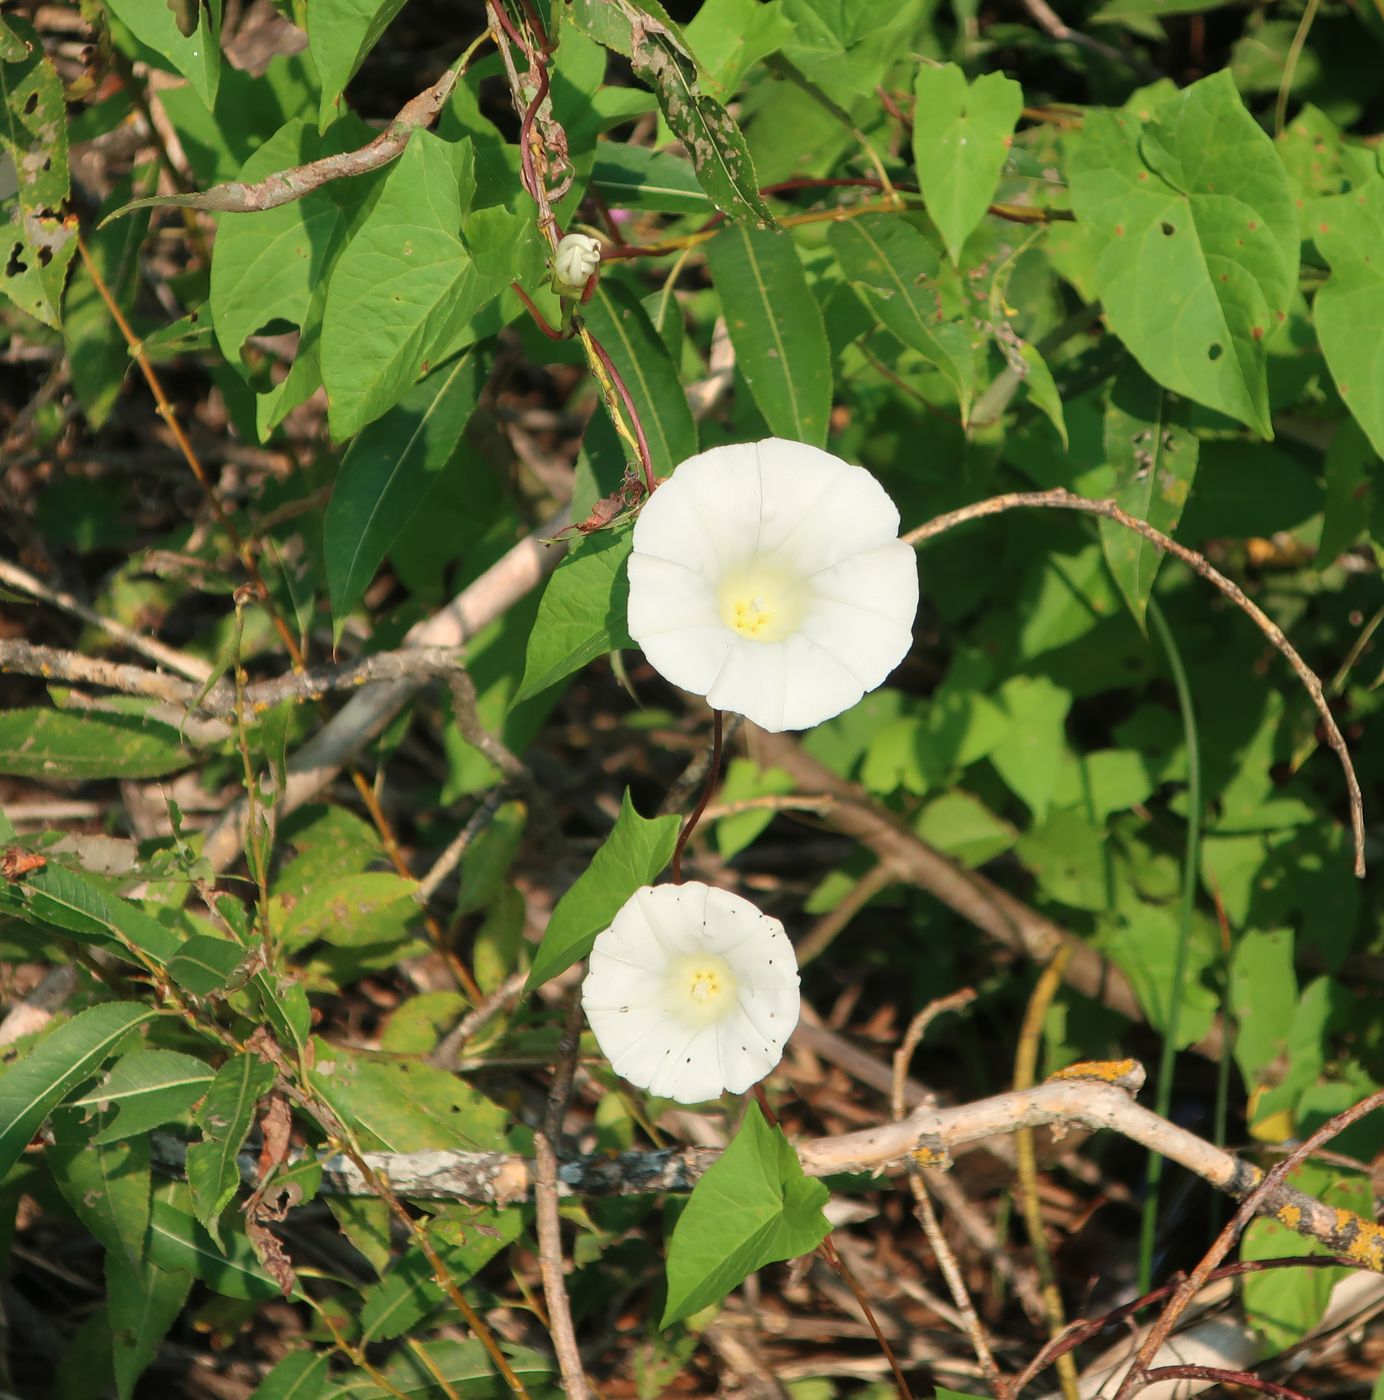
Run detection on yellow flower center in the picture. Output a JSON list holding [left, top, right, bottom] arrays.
[[717, 561, 806, 643], [670, 954, 737, 1025]]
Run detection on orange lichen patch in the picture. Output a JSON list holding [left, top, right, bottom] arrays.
[[1047, 1058, 1140, 1086], [912, 1144, 952, 1170], [1343, 1221, 1384, 1269], [1277, 1203, 1303, 1229]]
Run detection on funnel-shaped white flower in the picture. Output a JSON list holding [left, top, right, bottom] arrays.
[[581, 882, 800, 1104], [627, 439, 918, 732]]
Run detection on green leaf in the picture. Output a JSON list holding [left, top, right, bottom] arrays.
[[828, 215, 978, 420], [681, 0, 794, 98], [1098, 363, 1198, 628], [714, 759, 795, 859], [107, 1251, 193, 1400], [591, 143, 710, 213], [704, 223, 833, 446], [309, 0, 407, 130], [321, 130, 499, 438], [1067, 71, 1298, 437], [14, 863, 182, 966], [663, 1101, 829, 1326], [48, 1112, 152, 1270], [0, 20, 77, 327], [988, 675, 1072, 822], [250, 1351, 330, 1400], [146, 1188, 283, 1299], [1319, 417, 1377, 562], [514, 532, 634, 705], [333, 1339, 552, 1399], [1312, 175, 1384, 461], [166, 934, 251, 997], [912, 64, 1023, 265], [210, 116, 371, 372], [1230, 928, 1298, 1088], [325, 349, 488, 640], [70, 1048, 215, 1145], [625, 13, 773, 225], [274, 871, 420, 952], [581, 279, 697, 475], [0, 1002, 155, 1179], [187, 1053, 276, 1246], [0, 709, 190, 780], [104, 0, 222, 107], [913, 792, 1017, 868], [527, 789, 680, 989], [1105, 904, 1219, 1048]]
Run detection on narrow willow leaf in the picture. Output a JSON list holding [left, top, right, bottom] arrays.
[[72, 1048, 215, 1145], [663, 1102, 829, 1326], [334, 1339, 552, 1399], [309, 0, 407, 130], [326, 349, 488, 640], [912, 64, 1023, 264], [48, 1112, 152, 1270], [527, 790, 680, 989], [0, 1002, 155, 1179], [1099, 363, 1198, 628], [582, 279, 697, 475], [625, 13, 773, 225], [146, 1190, 283, 1299], [0, 18, 77, 326], [108, 1251, 193, 1400], [1312, 175, 1384, 461], [249, 1351, 330, 1400], [514, 531, 634, 705], [704, 223, 832, 446], [165, 934, 250, 997], [1068, 71, 1297, 437], [102, 0, 222, 107], [187, 1053, 276, 1245], [15, 863, 182, 966], [828, 215, 978, 419], [0, 708, 189, 780]]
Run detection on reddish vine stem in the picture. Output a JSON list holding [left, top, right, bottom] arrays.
[[1139, 1367, 1310, 1400], [510, 282, 569, 340], [583, 325, 657, 496], [671, 709, 724, 883], [1009, 1254, 1371, 1392]]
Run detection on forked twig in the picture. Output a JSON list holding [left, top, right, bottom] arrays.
[[904, 489, 1366, 877]]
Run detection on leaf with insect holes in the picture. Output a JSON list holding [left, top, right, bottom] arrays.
[[1099, 362, 1198, 628], [1068, 71, 1297, 437]]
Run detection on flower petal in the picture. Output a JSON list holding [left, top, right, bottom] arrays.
[[581, 954, 668, 1012], [715, 1016, 781, 1094], [586, 1004, 675, 1076], [629, 479, 724, 577], [632, 882, 711, 956], [772, 632, 868, 731], [763, 452, 903, 574], [634, 624, 737, 699], [704, 636, 790, 731], [665, 1025, 731, 1103]]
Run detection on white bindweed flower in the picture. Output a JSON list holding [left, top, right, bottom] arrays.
[[581, 882, 800, 1104], [552, 232, 601, 296], [627, 439, 919, 732]]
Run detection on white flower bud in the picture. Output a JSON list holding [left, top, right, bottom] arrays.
[[552, 233, 602, 296]]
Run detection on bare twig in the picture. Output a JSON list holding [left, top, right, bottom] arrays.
[[428, 968, 528, 1072], [891, 992, 1007, 1398], [903, 488, 1365, 877], [0, 557, 211, 683], [143, 1066, 1384, 1277], [797, 861, 895, 966], [1139, 1365, 1310, 1400], [1013, 0, 1143, 69], [99, 39, 489, 223], [1111, 1085, 1384, 1400], [199, 509, 570, 873], [416, 791, 509, 908], [1012, 950, 1080, 1400], [534, 998, 591, 1399]]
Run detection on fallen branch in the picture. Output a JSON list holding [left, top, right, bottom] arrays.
[[143, 1065, 1384, 1276], [749, 729, 1226, 1059], [904, 488, 1366, 877], [99, 41, 486, 224]]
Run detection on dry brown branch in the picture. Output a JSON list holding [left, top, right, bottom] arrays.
[[99, 47, 483, 223], [903, 488, 1366, 877], [796, 861, 894, 965], [427, 968, 527, 1072], [534, 998, 590, 1399], [1111, 1084, 1384, 1400], [0, 556, 211, 683], [751, 730, 1226, 1059], [891, 991, 1007, 1398], [200, 508, 570, 873], [144, 1067, 1384, 1279]]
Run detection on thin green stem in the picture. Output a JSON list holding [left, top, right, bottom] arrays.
[[1138, 595, 1202, 1293]]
